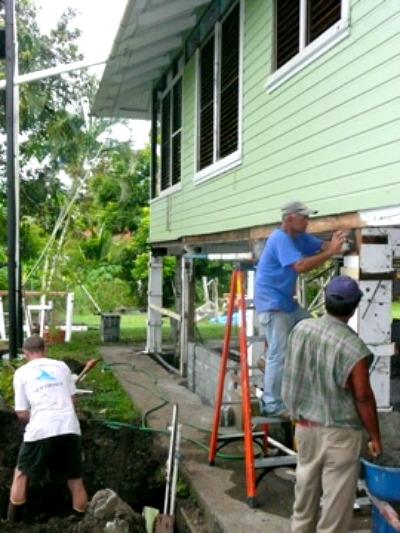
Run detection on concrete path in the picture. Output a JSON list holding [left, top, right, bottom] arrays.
[[99, 344, 371, 533]]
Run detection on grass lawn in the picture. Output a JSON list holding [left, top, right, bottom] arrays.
[[73, 312, 227, 342], [0, 310, 226, 425], [4, 311, 223, 421], [392, 301, 400, 320]]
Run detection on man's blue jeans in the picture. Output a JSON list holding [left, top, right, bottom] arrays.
[[258, 307, 310, 416]]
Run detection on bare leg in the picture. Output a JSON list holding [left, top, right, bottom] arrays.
[[67, 478, 88, 513], [10, 468, 28, 505], [7, 468, 28, 522]]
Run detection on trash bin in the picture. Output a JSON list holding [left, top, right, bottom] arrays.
[[100, 313, 121, 342]]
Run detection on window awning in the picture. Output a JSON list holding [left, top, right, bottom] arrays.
[[92, 0, 211, 120]]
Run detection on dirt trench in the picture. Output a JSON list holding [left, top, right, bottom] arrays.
[[0, 405, 166, 532]]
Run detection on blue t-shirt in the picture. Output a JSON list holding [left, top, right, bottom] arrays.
[[254, 228, 322, 313]]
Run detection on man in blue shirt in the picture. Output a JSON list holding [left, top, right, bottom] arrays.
[[254, 200, 346, 417]]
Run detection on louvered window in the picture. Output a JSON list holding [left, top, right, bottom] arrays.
[[160, 74, 182, 192], [198, 2, 239, 172], [275, 0, 342, 70], [171, 78, 182, 185], [161, 92, 171, 192], [199, 37, 215, 170]]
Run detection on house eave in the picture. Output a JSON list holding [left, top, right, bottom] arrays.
[[92, 0, 212, 120]]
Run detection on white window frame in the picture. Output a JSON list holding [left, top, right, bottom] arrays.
[[266, 0, 350, 93], [193, 0, 243, 185], [151, 181, 182, 202], [157, 59, 183, 197]]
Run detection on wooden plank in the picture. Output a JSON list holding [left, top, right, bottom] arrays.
[[150, 212, 368, 249]]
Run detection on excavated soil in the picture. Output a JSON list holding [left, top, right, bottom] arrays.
[[0, 405, 166, 532]]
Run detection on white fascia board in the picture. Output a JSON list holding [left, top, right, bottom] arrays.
[[359, 206, 400, 227]]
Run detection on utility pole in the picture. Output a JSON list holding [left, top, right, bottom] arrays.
[[5, 0, 22, 357]]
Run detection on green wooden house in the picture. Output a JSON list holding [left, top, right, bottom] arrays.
[[94, 0, 400, 407]]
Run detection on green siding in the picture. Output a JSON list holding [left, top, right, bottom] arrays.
[[149, 0, 400, 243]]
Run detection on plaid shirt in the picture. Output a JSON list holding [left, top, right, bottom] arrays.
[[282, 314, 372, 429]]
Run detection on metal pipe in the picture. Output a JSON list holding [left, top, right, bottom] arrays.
[[169, 423, 181, 515], [0, 57, 107, 89], [151, 352, 180, 376], [5, 0, 21, 357], [267, 435, 297, 456], [164, 404, 178, 514]]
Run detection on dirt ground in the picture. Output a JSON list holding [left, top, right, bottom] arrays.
[[0, 404, 166, 532]]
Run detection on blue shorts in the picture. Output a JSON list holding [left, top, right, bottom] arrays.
[[17, 434, 84, 481]]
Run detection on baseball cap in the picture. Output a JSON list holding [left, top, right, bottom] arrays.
[[325, 275, 363, 304], [281, 201, 318, 217]]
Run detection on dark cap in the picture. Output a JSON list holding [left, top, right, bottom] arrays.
[[325, 275, 363, 304], [281, 201, 318, 217]]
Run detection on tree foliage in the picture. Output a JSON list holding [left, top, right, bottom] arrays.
[[0, 0, 152, 312], [0, 0, 222, 317]]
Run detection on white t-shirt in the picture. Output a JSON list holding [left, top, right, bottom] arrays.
[[13, 357, 81, 442]]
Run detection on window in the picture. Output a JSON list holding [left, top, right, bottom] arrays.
[[151, 59, 182, 199], [160, 76, 182, 192], [268, 0, 349, 91], [197, 1, 240, 175], [160, 75, 182, 193]]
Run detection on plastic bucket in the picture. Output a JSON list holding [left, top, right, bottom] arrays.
[[371, 505, 399, 533], [361, 458, 400, 501]]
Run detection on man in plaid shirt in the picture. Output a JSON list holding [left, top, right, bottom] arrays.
[[282, 275, 381, 533]]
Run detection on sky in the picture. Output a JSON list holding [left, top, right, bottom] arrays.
[[34, 0, 150, 148]]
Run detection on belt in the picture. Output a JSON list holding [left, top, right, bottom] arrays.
[[297, 419, 322, 427]]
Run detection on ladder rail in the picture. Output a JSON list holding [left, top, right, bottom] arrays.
[[208, 271, 237, 465], [237, 269, 257, 505]]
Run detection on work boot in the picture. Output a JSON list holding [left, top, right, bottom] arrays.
[[6, 501, 25, 523]]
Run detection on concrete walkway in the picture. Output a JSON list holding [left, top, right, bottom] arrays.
[[100, 344, 372, 533]]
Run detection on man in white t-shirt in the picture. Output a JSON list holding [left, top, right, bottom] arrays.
[[7, 335, 88, 522]]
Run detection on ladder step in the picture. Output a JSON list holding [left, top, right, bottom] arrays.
[[217, 431, 267, 441], [252, 415, 291, 426], [255, 455, 297, 469]]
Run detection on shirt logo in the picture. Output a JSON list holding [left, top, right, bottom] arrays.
[[35, 369, 57, 382]]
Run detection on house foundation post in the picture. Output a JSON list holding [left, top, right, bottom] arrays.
[[343, 227, 395, 411], [245, 268, 265, 372], [180, 257, 194, 376], [146, 252, 163, 354]]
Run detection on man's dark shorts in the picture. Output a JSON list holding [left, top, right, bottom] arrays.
[[17, 434, 84, 481]]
